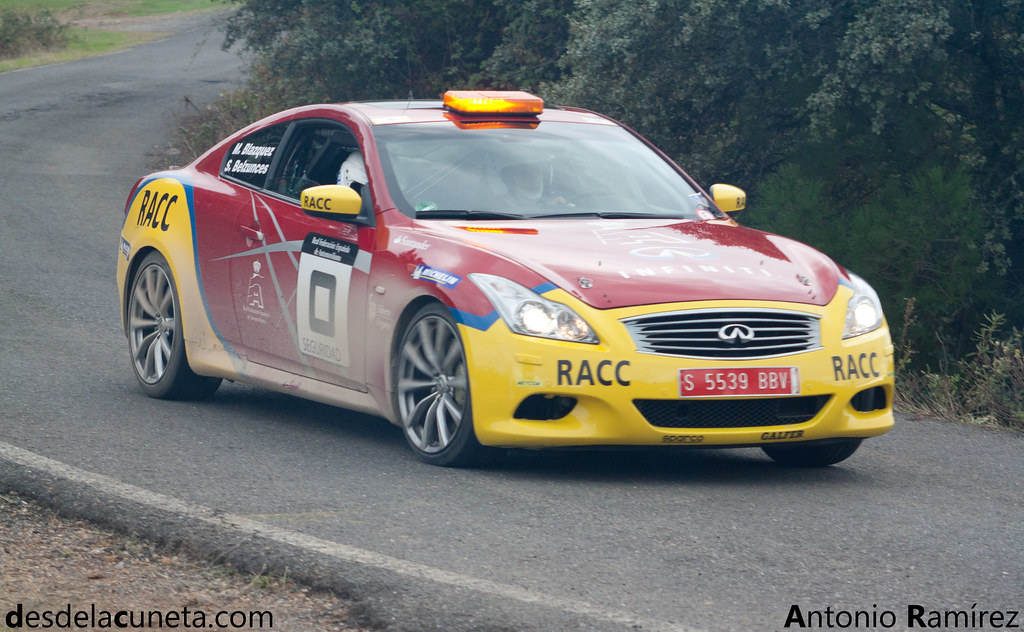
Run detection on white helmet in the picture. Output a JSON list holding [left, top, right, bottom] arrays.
[[337, 151, 367, 188]]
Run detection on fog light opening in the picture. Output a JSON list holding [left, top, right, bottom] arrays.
[[851, 386, 887, 413], [513, 395, 577, 420]]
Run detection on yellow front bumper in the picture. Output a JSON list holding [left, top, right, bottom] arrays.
[[460, 296, 895, 449]]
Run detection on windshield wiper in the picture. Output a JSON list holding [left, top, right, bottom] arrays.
[[415, 209, 525, 220], [532, 211, 680, 219]]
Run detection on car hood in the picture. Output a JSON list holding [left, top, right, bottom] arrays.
[[432, 219, 841, 309]]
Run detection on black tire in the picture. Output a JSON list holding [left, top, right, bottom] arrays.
[[394, 303, 491, 467], [126, 251, 221, 400], [761, 439, 862, 467]]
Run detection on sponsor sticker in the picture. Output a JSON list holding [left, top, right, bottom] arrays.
[[393, 234, 432, 250], [411, 264, 462, 288], [296, 233, 359, 367], [302, 233, 358, 265]]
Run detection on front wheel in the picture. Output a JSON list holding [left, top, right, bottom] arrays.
[[126, 251, 221, 400], [761, 439, 862, 467], [395, 304, 490, 467]]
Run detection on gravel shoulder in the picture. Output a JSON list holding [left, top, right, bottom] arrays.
[[0, 492, 370, 631]]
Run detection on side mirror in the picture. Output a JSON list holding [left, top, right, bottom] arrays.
[[709, 184, 746, 218], [301, 185, 362, 218]]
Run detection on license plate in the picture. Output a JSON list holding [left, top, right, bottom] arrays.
[[678, 367, 800, 397]]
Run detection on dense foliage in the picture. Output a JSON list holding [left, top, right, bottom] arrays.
[[221, 0, 1024, 383], [0, 9, 67, 58], [552, 0, 1024, 369], [222, 0, 571, 102]]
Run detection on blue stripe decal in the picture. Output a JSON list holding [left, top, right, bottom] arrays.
[[450, 308, 501, 331], [450, 281, 564, 331], [180, 180, 242, 361], [121, 173, 239, 359], [148, 174, 235, 359]]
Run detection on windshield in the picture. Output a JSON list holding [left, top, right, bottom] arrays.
[[372, 121, 716, 220]]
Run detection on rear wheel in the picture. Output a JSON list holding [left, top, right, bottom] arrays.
[[127, 251, 221, 400], [395, 304, 490, 467], [761, 439, 862, 467]]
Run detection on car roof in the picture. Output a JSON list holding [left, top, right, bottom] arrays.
[[335, 99, 620, 127]]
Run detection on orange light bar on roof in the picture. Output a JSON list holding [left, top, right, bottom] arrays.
[[446, 116, 540, 131], [443, 90, 544, 115]]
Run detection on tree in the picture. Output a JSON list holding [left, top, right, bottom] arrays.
[[220, 0, 1024, 368], [547, 0, 847, 185], [223, 0, 572, 105], [550, 0, 1023, 366]]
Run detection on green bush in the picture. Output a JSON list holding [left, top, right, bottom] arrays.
[[171, 86, 284, 165], [897, 312, 1024, 431], [749, 161, 1000, 367], [0, 9, 68, 59], [221, 0, 572, 106]]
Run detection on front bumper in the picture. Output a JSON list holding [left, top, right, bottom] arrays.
[[459, 294, 895, 449]]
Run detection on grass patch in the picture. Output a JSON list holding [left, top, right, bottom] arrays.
[[0, 27, 163, 71], [0, 8, 67, 59], [0, 1, 224, 18], [0, 0, 227, 71]]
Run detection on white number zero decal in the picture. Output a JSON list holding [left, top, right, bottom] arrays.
[[296, 253, 352, 367]]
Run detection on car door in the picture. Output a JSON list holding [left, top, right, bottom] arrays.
[[193, 122, 290, 353], [228, 120, 373, 391]]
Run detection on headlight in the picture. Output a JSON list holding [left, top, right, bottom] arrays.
[[843, 272, 884, 338], [469, 273, 598, 344]]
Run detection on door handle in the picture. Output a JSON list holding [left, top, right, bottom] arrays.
[[241, 225, 264, 241]]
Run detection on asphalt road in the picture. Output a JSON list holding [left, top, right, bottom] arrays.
[[1, 12, 1022, 631]]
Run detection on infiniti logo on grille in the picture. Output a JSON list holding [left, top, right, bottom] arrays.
[[718, 324, 755, 344]]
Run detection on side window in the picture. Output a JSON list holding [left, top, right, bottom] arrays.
[[274, 123, 361, 201], [221, 123, 288, 188]]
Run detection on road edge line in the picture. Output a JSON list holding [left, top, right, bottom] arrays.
[[0, 442, 701, 632]]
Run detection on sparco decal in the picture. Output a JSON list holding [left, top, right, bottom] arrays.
[[662, 434, 704, 444]]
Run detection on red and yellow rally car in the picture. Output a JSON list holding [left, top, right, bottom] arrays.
[[117, 90, 894, 467]]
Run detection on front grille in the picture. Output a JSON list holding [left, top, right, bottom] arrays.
[[634, 396, 830, 429], [621, 308, 821, 359]]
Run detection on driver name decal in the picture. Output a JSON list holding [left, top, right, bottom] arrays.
[[224, 142, 276, 176]]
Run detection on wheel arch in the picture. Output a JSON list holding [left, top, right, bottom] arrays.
[[122, 245, 212, 376], [387, 294, 451, 399], [121, 245, 161, 334]]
